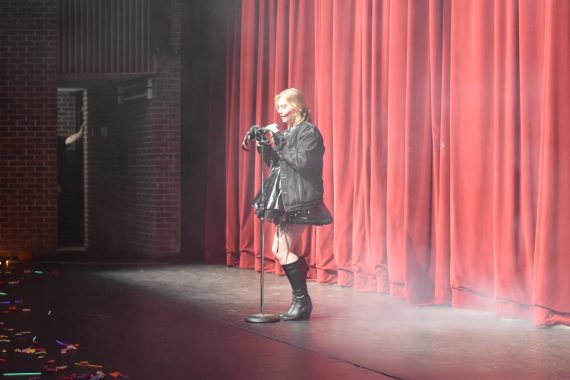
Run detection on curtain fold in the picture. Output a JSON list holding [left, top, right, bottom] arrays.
[[208, 0, 570, 326], [532, 0, 570, 325]]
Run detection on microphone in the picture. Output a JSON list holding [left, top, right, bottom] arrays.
[[241, 124, 275, 151]]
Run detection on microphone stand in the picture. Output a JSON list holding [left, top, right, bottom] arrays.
[[244, 137, 280, 323]]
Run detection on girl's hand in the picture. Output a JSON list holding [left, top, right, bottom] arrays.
[[265, 123, 279, 134]]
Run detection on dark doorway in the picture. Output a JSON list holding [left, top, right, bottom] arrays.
[[57, 88, 85, 250]]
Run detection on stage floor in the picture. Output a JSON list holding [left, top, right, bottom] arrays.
[[3, 262, 570, 379]]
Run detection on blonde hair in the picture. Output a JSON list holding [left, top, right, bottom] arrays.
[[275, 88, 311, 126]]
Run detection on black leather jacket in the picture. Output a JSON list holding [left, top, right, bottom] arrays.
[[260, 121, 325, 212]]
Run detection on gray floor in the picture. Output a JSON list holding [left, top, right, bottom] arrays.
[[2, 262, 570, 379]]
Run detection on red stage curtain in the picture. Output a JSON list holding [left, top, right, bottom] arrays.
[[205, 0, 570, 327]]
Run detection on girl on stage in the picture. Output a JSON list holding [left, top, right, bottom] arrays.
[[252, 88, 332, 321]]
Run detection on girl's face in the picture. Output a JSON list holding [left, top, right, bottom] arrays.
[[277, 97, 297, 125]]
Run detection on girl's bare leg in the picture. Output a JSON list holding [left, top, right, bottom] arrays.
[[272, 223, 306, 264], [272, 223, 313, 321]]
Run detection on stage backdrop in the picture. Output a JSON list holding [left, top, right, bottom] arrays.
[[199, 0, 570, 327]]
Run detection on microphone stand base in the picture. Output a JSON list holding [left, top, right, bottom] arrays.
[[244, 313, 281, 323]]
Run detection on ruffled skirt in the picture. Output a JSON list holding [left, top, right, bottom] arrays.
[[252, 166, 332, 226]]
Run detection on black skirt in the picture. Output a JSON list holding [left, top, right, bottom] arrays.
[[252, 166, 332, 226]]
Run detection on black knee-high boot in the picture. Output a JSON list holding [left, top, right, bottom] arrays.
[[280, 257, 312, 321], [281, 256, 307, 317]]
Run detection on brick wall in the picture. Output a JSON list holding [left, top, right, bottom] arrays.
[[87, 0, 181, 259], [151, 0, 181, 258], [0, 0, 181, 260], [0, 0, 58, 258], [57, 91, 79, 137]]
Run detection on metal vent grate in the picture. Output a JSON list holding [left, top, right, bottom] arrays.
[[58, 0, 154, 76]]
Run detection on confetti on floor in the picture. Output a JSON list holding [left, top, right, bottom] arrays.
[[0, 260, 128, 379]]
